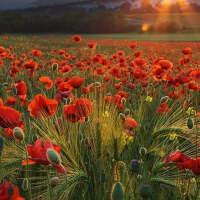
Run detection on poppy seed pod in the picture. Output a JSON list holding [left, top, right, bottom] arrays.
[[111, 182, 124, 200], [13, 127, 24, 141], [0, 137, 5, 155], [130, 159, 141, 173], [187, 117, 194, 129], [160, 96, 169, 104], [124, 108, 130, 116], [139, 147, 147, 156], [46, 149, 61, 165], [50, 177, 59, 188], [140, 185, 151, 199], [119, 113, 126, 121], [8, 187, 14, 197]]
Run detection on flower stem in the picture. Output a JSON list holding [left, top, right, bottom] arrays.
[[23, 141, 32, 200], [45, 166, 52, 200]]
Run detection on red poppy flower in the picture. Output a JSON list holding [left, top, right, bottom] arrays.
[[0, 105, 24, 129], [72, 35, 82, 42], [177, 158, 200, 175], [15, 80, 27, 98], [54, 77, 64, 87], [188, 81, 198, 91], [158, 60, 173, 72], [28, 94, 58, 118], [133, 51, 142, 58], [152, 68, 167, 82], [118, 91, 129, 99], [88, 42, 96, 50], [31, 49, 42, 57], [94, 68, 106, 76], [21, 139, 65, 174], [0, 46, 5, 53], [129, 43, 136, 49], [156, 102, 171, 114], [0, 181, 25, 200], [122, 117, 139, 130], [39, 76, 53, 89], [103, 76, 111, 82], [19, 97, 28, 107], [63, 104, 83, 123], [114, 83, 122, 89], [5, 96, 17, 106], [82, 86, 90, 94], [60, 65, 72, 74], [164, 150, 191, 164], [58, 82, 73, 93], [24, 59, 37, 70], [182, 47, 192, 55], [75, 98, 93, 117], [66, 76, 85, 89], [109, 67, 121, 79]]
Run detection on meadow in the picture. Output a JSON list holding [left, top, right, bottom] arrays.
[[0, 34, 200, 200]]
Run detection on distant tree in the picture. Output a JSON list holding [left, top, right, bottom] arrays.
[[156, 21, 181, 33]]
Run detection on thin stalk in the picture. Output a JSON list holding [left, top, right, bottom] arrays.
[[45, 166, 52, 200], [23, 141, 32, 200]]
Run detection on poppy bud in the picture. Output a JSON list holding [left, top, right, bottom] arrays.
[[184, 194, 192, 200], [119, 113, 126, 121], [140, 184, 151, 199], [121, 98, 126, 104], [139, 147, 147, 156], [130, 159, 141, 173], [25, 110, 30, 117], [8, 187, 14, 197], [111, 182, 124, 200], [13, 127, 24, 141], [124, 108, 130, 116], [52, 63, 58, 71], [187, 117, 194, 129], [160, 96, 169, 103], [101, 173, 106, 183], [0, 137, 5, 155], [22, 178, 29, 191], [94, 82, 101, 87], [32, 134, 38, 143], [46, 149, 61, 165], [50, 177, 59, 188], [84, 116, 89, 123], [3, 82, 8, 86], [12, 86, 17, 95], [106, 93, 112, 96]]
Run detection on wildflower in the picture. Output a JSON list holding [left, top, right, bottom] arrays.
[[28, 94, 58, 118], [72, 35, 82, 42], [145, 96, 153, 102], [0, 181, 24, 200], [21, 139, 65, 174], [39, 76, 53, 89]]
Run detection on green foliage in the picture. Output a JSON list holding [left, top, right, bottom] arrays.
[[156, 21, 181, 33]]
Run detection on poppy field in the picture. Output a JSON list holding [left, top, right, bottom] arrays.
[[0, 34, 200, 200]]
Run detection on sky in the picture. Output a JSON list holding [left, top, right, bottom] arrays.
[[0, 0, 200, 10]]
